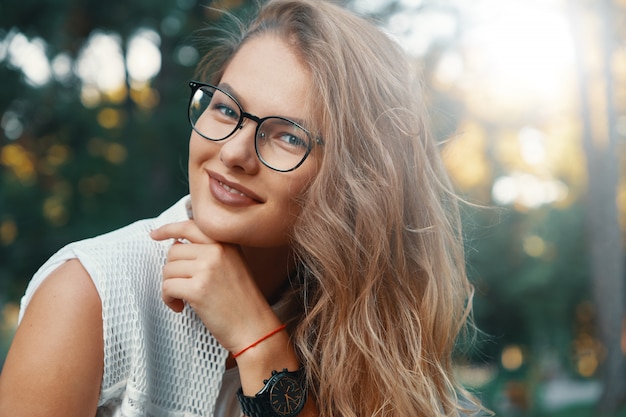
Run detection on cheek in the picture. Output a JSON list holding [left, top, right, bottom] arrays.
[[189, 133, 218, 166], [188, 135, 216, 195], [188, 134, 200, 164], [283, 172, 316, 216]]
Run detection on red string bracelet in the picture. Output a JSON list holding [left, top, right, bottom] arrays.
[[233, 324, 287, 358]]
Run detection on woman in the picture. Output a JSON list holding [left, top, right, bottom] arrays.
[[0, 1, 481, 416]]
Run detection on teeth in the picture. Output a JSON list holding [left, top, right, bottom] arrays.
[[219, 181, 246, 197]]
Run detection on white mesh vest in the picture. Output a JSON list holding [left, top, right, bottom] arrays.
[[19, 195, 231, 417]]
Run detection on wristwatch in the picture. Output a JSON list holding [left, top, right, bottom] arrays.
[[237, 368, 307, 417]]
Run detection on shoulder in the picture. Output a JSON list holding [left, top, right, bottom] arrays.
[[35, 258, 102, 306], [0, 260, 103, 416]]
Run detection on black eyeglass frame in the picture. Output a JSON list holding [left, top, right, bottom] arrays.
[[188, 80, 322, 172]]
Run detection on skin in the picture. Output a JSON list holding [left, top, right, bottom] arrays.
[[0, 34, 318, 417], [0, 259, 103, 416]]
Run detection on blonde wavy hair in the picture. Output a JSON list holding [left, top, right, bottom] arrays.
[[196, 1, 481, 416]]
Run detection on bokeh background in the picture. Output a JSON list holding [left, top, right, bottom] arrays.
[[1, 0, 625, 415]]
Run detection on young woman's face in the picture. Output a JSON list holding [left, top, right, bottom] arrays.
[[188, 34, 319, 248]]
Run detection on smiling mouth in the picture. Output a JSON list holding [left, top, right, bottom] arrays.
[[218, 180, 248, 198]]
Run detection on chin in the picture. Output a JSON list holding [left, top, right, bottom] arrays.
[[191, 201, 295, 248], [194, 218, 240, 244]]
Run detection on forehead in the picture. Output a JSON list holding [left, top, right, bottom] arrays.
[[219, 35, 311, 120]]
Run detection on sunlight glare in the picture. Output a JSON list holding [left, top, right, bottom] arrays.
[[390, 11, 457, 56], [399, 0, 424, 7], [434, 51, 464, 87], [351, 0, 388, 14], [462, 0, 575, 103], [518, 127, 546, 166], [492, 172, 568, 208]]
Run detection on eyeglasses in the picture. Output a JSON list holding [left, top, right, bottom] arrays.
[[188, 81, 322, 172]]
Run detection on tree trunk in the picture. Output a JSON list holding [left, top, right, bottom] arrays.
[[570, 0, 626, 412]]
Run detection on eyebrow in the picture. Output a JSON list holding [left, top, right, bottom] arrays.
[[217, 82, 242, 103], [216, 82, 308, 128]]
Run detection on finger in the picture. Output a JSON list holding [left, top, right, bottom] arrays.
[[163, 294, 185, 312], [150, 220, 214, 244], [164, 296, 185, 313], [162, 277, 196, 312], [162, 259, 195, 279], [150, 220, 198, 240], [166, 241, 222, 264], [166, 242, 196, 262]]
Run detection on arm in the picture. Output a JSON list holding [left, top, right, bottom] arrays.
[[151, 221, 317, 417], [0, 259, 104, 417]]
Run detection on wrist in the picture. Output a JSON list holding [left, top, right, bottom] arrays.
[[233, 324, 287, 358], [235, 328, 300, 395]]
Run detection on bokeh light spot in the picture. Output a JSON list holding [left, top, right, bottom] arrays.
[[7, 32, 51, 86], [1, 144, 36, 183], [43, 196, 68, 226], [0, 219, 18, 246], [104, 143, 128, 164], [501, 345, 524, 371], [523, 235, 546, 258], [1, 111, 24, 140], [46, 144, 70, 167], [97, 108, 124, 129], [175, 45, 199, 67], [126, 28, 161, 83], [78, 174, 110, 196], [131, 84, 160, 109]]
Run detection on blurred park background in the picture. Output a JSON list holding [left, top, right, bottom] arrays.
[[1, 0, 625, 415]]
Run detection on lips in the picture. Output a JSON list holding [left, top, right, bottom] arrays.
[[207, 170, 263, 205]]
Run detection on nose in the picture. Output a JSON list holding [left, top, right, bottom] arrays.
[[218, 121, 260, 174]]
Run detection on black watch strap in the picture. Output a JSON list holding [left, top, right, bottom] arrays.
[[236, 368, 307, 417], [238, 389, 276, 417]]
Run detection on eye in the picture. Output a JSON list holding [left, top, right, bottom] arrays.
[[258, 118, 311, 151], [214, 102, 239, 120], [204, 87, 240, 123], [278, 132, 308, 148]]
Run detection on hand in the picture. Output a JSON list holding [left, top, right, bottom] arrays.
[[150, 220, 282, 353]]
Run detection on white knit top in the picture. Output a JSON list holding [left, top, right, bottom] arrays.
[[19, 196, 241, 417]]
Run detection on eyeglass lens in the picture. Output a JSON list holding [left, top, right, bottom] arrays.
[[189, 84, 312, 172]]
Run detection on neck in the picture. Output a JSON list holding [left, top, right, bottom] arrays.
[[241, 245, 294, 304]]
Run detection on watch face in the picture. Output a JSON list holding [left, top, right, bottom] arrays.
[[269, 375, 306, 417]]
